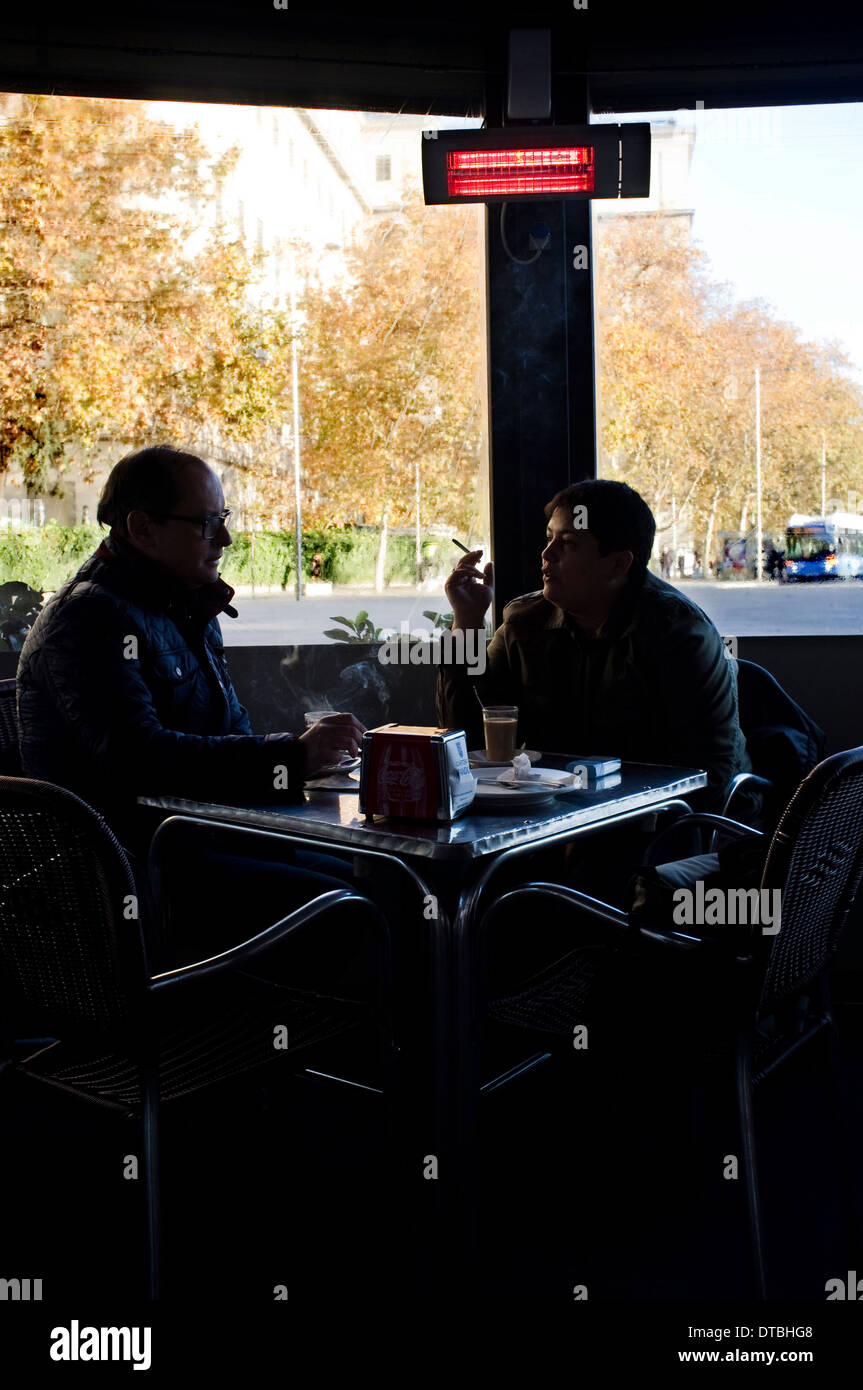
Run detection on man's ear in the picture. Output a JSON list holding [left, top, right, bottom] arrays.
[[609, 549, 634, 583], [126, 509, 156, 548]]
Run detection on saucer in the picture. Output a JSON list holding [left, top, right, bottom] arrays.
[[312, 755, 361, 776]]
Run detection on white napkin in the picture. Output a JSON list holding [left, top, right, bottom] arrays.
[[496, 755, 579, 789]]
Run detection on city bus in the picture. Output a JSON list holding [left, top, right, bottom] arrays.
[[783, 513, 863, 580]]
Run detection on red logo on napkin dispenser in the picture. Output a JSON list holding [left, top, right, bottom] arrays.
[[380, 740, 431, 809]]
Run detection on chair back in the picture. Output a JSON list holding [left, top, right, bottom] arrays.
[[0, 679, 21, 776], [735, 659, 825, 818], [0, 776, 148, 1037], [757, 746, 863, 1015]]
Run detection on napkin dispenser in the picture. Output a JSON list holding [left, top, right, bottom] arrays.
[[359, 724, 476, 821]]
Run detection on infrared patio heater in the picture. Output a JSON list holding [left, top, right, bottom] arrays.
[[421, 123, 651, 207], [421, 28, 649, 208]]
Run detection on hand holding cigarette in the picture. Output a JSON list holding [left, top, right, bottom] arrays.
[[445, 538, 494, 629]]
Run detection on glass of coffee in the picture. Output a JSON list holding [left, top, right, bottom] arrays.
[[303, 710, 357, 770], [483, 705, 518, 762], [304, 709, 335, 728]]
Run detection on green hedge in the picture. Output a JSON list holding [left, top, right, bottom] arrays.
[[220, 529, 447, 587], [0, 522, 104, 590], [0, 521, 449, 591]]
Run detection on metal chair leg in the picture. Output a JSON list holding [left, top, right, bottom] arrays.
[[736, 1033, 767, 1299], [824, 1006, 863, 1272], [141, 1066, 161, 1300]]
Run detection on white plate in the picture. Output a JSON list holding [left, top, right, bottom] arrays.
[[471, 767, 557, 808], [468, 748, 541, 768]]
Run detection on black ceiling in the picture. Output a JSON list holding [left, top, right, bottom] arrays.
[[2, 1, 863, 116]]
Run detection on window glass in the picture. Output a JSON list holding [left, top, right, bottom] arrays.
[[592, 103, 863, 634], [0, 96, 488, 654]]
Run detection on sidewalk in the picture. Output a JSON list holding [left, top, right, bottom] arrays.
[[229, 580, 447, 597]]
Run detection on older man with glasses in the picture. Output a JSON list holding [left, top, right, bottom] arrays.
[[16, 443, 367, 969]]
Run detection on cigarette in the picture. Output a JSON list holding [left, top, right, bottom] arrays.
[[452, 538, 472, 554]]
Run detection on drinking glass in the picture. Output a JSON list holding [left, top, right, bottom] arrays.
[[304, 709, 357, 769], [482, 705, 518, 762], [304, 709, 335, 728]]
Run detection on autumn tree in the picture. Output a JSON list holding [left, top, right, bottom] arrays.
[[296, 184, 487, 587], [0, 93, 281, 493], [596, 213, 863, 566]]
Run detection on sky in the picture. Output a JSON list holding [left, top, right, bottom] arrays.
[[606, 103, 863, 387]]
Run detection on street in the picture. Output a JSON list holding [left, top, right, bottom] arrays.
[[221, 578, 863, 645]]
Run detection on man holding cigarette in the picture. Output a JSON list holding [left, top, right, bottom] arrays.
[[439, 478, 749, 818]]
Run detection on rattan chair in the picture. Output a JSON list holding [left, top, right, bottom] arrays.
[[641, 745, 863, 1296], [0, 775, 393, 1299], [0, 679, 20, 776], [479, 747, 863, 1297]]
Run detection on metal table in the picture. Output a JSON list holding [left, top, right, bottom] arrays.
[[141, 762, 704, 862], [140, 761, 706, 1287]]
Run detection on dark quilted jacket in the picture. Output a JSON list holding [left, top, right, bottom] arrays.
[[16, 533, 305, 856]]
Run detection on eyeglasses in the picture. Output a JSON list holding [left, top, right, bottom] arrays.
[[158, 509, 231, 540]]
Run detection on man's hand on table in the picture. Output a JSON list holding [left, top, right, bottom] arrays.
[[445, 548, 494, 630], [299, 713, 366, 778]]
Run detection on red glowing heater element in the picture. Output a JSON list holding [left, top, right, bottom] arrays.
[[446, 146, 596, 198], [422, 124, 650, 205]]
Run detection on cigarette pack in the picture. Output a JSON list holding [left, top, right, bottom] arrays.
[[566, 755, 622, 779]]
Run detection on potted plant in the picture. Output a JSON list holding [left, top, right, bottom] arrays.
[[0, 582, 44, 654]]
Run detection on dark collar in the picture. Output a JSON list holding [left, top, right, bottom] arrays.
[[562, 571, 646, 643], [98, 533, 238, 622]]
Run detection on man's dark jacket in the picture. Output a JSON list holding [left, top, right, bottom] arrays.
[[437, 569, 750, 810], [16, 533, 306, 858]]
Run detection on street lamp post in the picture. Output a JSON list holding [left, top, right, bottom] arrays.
[[754, 366, 763, 582], [290, 250, 303, 603], [415, 457, 421, 583]]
